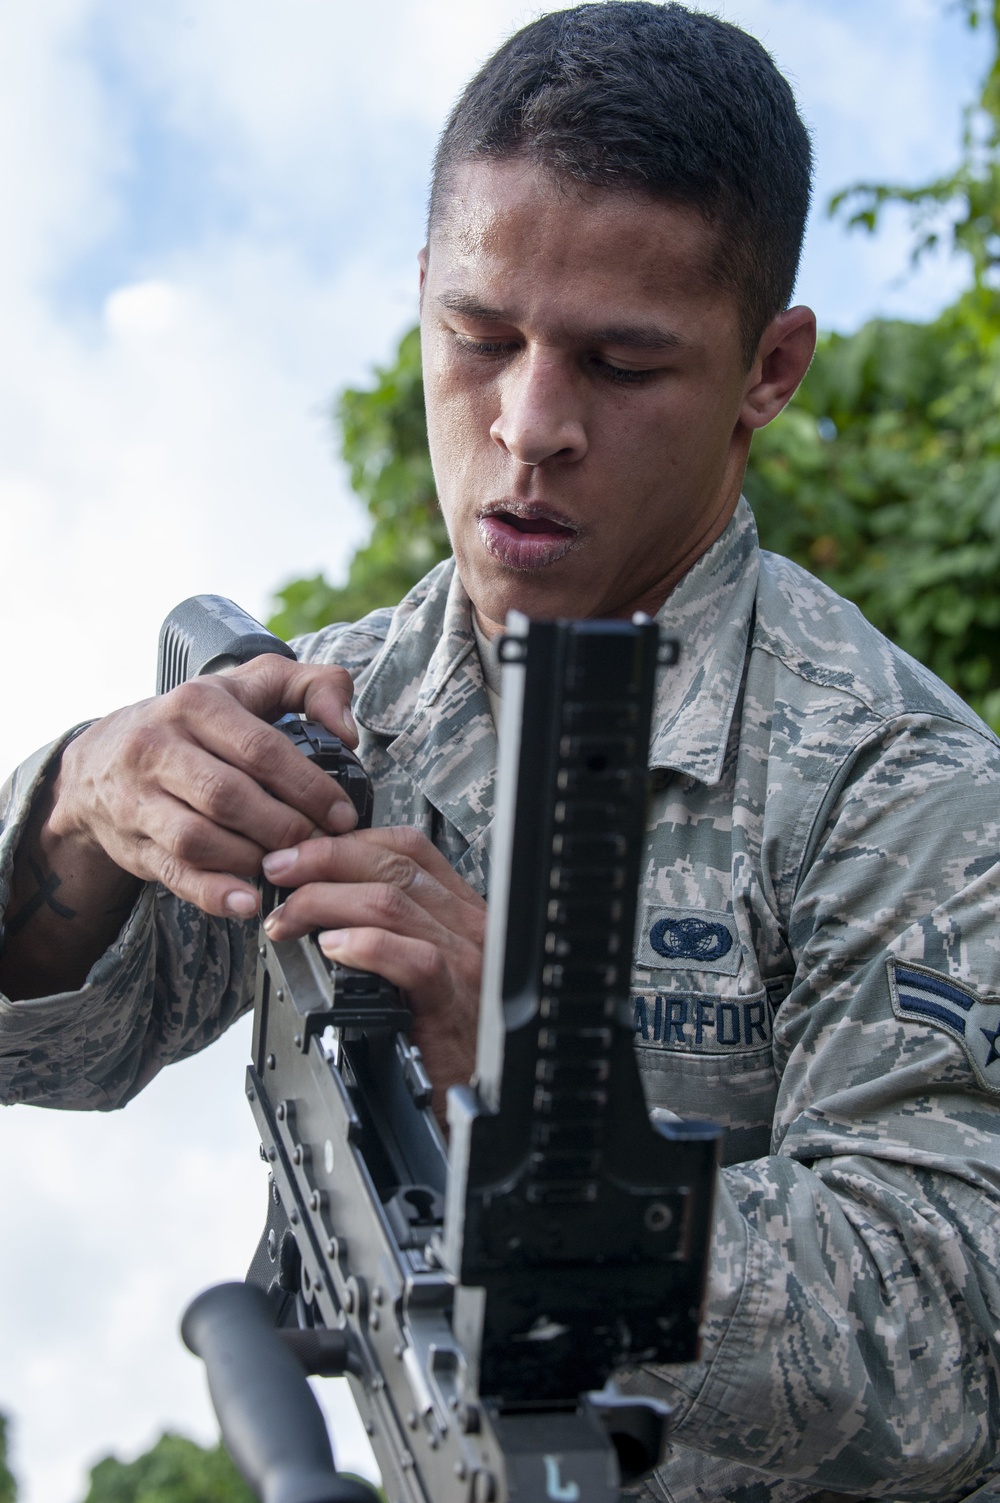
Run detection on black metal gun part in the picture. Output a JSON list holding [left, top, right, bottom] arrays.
[[446, 615, 719, 1406], [157, 594, 296, 693], [162, 597, 722, 1503], [181, 1283, 374, 1503]]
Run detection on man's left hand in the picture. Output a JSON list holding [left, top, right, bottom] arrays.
[[260, 828, 486, 1123]]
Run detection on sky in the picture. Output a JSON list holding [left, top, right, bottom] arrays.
[[0, 2, 992, 1501]]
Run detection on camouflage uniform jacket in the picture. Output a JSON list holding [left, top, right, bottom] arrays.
[[3, 499, 1000, 1503]]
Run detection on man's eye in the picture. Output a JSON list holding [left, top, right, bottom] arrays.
[[593, 358, 656, 385], [454, 335, 515, 357]]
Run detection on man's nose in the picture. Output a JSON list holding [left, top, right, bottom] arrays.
[[490, 351, 587, 466]]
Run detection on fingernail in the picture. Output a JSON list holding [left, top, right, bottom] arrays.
[[328, 799, 358, 834], [318, 929, 348, 956], [263, 904, 284, 933], [343, 706, 358, 741], [225, 889, 258, 917], [262, 847, 298, 879]]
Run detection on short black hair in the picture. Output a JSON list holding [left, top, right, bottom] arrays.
[[429, 2, 812, 367]]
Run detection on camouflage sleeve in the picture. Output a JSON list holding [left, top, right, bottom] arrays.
[[627, 714, 1000, 1499], [0, 729, 256, 1110], [0, 612, 396, 1110]]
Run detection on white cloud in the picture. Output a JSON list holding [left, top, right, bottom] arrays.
[[0, 236, 423, 771], [0, 1018, 378, 1503], [710, 0, 989, 323], [0, 2, 993, 1500], [105, 279, 184, 337]]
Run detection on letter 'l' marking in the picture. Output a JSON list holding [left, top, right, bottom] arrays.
[[544, 1456, 580, 1502]]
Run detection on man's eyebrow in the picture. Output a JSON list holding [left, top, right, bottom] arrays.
[[436, 291, 504, 320], [435, 291, 687, 351], [589, 323, 686, 351]]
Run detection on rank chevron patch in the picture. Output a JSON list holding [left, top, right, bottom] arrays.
[[887, 957, 1000, 1093]]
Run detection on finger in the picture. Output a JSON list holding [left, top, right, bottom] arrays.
[[263, 880, 437, 945], [138, 794, 268, 880], [157, 680, 359, 834], [261, 850, 486, 945], [156, 740, 354, 853], [114, 810, 264, 920], [217, 655, 359, 748], [262, 827, 484, 911], [313, 925, 447, 997], [314, 924, 479, 1123], [353, 826, 486, 908]]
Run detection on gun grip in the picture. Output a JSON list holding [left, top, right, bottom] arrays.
[[181, 1283, 377, 1503]]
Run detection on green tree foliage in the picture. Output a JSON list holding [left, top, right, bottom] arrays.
[[744, 305, 1000, 728], [754, 0, 1000, 729], [81, 1434, 382, 1503], [268, 327, 450, 639], [268, 3, 1000, 732], [80, 1433, 255, 1503], [0, 1414, 17, 1503]]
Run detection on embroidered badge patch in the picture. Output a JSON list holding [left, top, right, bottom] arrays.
[[887, 957, 1000, 1093], [637, 905, 741, 974]]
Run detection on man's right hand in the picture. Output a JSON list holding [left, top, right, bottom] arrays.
[[0, 654, 359, 1000]]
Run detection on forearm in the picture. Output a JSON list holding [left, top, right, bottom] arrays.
[[624, 1148, 1000, 1497], [0, 880, 256, 1108], [647, 714, 1000, 1496], [0, 643, 361, 1099], [0, 750, 142, 1000]]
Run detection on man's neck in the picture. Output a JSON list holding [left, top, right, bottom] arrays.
[[471, 606, 503, 725]]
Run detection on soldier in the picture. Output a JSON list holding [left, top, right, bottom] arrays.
[[2, 5, 999, 1501]]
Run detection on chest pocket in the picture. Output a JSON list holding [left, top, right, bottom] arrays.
[[631, 903, 783, 1166]]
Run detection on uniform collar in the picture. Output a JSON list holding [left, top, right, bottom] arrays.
[[649, 497, 758, 784], [355, 561, 497, 855], [356, 558, 470, 738], [354, 496, 760, 822]]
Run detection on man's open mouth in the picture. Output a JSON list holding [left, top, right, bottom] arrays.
[[477, 505, 581, 571]]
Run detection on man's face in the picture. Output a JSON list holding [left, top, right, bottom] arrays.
[[419, 158, 766, 629]]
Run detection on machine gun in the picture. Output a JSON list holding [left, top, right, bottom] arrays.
[[159, 595, 721, 1503]]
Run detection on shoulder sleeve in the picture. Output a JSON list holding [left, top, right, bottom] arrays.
[[291, 608, 395, 679], [0, 730, 255, 1110], [0, 606, 408, 1109], [0, 596, 415, 1109], [627, 714, 1000, 1499], [289, 562, 452, 684]]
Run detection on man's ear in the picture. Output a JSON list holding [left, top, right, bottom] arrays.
[[418, 246, 428, 298], [740, 305, 817, 431]]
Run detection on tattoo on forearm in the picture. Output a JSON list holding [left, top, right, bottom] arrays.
[[6, 855, 78, 936]]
